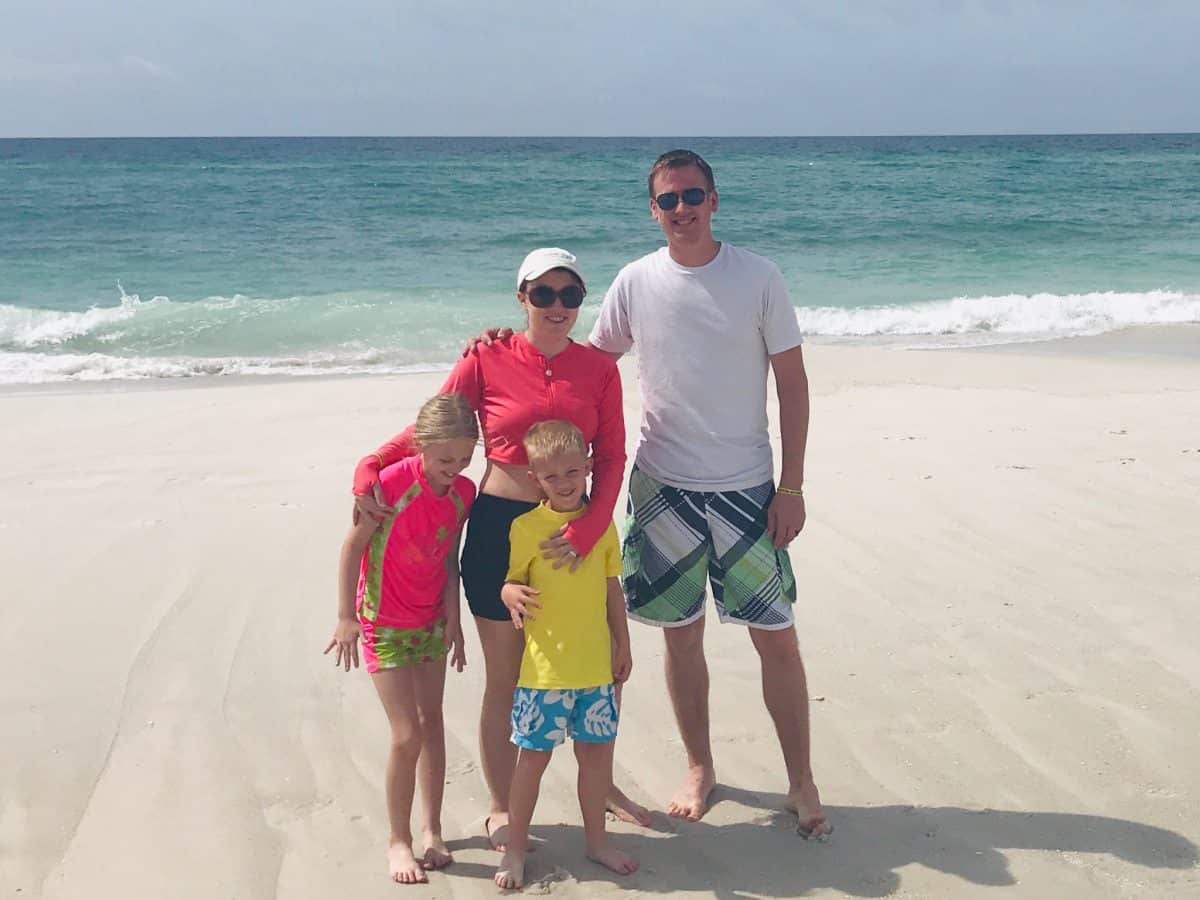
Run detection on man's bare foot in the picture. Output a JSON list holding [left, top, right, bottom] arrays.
[[420, 831, 453, 870], [493, 848, 526, 890], [388, 840, 428, 884], [785, 779, 832, 840], [667, 765, 716, 821], [587, 842, 640, 875], [606, 785, 654, 826], [484, 814, 510, 852]]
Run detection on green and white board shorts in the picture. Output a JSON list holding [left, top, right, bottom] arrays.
[[622, 465, 797, 630]]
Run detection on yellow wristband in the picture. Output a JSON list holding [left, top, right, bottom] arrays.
[[776, 486, 804, 497]]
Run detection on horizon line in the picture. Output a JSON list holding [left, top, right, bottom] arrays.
[[2, 130, 1198, 141]]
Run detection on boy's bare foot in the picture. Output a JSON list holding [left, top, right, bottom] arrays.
[[485, 814, 510, 851], [606, 785, 654, 826], [388, 840, 428, 884], [420, 831, 453, 870], [785, 779, 832, 840], [667, 765, 716, 821], [493, 848, 526, 890], [587, 842, 640, 875]]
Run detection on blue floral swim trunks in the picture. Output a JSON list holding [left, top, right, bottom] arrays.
[[510, 684, 619, 751]]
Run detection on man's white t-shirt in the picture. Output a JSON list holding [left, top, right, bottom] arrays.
[[588, 243, 804, 492]]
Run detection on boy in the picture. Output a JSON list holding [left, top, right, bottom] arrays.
[[494, 420, 638, 890]]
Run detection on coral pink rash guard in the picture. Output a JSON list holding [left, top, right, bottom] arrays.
[[353, 334, 625, 556]]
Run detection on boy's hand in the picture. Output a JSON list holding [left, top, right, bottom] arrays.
[[500, 582, 540, 630], [612, 641, 632, 684], [324, 617, 362, 671], [540, 525, 584, 572], [446, 620, 467, 673]]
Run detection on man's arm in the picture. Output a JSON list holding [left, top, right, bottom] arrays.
[[767, 344, 809, 548], [584, 341, 624, 363]]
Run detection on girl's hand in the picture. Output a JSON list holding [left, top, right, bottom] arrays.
[[446, 621, 467, 673], [324, 618, 362, 671], [612, 641, 633, 684], [500, 582, 541, 630], [539, 525, 584, 572]]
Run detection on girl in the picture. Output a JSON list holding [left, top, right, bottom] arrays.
[[325, 393, 478, 885]]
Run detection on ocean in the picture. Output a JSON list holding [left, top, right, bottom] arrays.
[[2, 134, 1198, 384]]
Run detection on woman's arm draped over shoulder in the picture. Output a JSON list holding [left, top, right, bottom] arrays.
[[563, 360, 625, 555], [351, 351, 486, 495]]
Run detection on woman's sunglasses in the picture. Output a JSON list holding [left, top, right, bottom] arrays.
[[525, 283, 586, 309], [654, 188, 708, 211]]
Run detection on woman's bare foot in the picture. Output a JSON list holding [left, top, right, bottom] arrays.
[[485, 814, 510, 852], [667, 765, 716, 821], [606, 785, 654, 826], [388, 840, 428, 884], [785, 779, 832, 840], [493, 848, 526, 889], [420, 831, 453, 870], [587, 842, 639, 875]]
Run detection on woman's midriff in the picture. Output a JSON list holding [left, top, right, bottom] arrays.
[[478, 458, 542, 503]]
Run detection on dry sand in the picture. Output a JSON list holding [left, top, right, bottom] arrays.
[[2, 334, 1199, 899]]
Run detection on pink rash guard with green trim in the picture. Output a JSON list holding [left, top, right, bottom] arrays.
[[352, 333, 625, 556], [356, 456, 476, 630]]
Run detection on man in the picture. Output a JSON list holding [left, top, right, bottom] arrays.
[[587, 150, 828, 836]]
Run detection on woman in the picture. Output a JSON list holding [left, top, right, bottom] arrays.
[[352, 248, 650, 849]]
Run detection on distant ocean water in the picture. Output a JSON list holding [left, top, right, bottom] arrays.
[[2, 135, 1198, 384]]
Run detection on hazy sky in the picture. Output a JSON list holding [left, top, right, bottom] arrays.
[[2, 1, 1197, 137]]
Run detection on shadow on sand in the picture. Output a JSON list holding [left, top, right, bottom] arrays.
[[507, 785, 1197, 897]]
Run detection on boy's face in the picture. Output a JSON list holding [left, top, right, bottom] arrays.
[[529, 451, 591, 512], [650, 163, 718, 247]]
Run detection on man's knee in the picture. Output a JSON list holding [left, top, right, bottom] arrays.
[[663, 617, 706, 659], [750, 625, 801, 665]]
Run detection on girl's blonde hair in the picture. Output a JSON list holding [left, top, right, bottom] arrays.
[[413, 393, 479, 447]]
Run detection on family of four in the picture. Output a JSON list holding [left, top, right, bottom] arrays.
[[324, 149, 830, 889]]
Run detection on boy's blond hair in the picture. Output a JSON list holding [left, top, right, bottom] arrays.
[[523, 420, 587, 467], [413, 393, 479, 447]]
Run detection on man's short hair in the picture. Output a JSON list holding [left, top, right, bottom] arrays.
[[523, 420, 587, 467], [647, 149, 716, 197]]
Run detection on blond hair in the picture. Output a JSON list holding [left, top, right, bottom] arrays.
[[523, 420, 587, 467], [413, 393, 478, 448]]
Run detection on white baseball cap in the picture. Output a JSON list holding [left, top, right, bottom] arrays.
[[517, 247, 586, 290]]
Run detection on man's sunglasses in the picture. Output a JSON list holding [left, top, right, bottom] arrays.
[[525, 283, 586, 309], [654, 188, 708, 211]]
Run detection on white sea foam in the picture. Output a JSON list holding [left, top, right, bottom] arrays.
[[0, 290, 167, 348], [796, 289, 1200, 344]]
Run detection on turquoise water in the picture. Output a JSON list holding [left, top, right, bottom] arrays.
[[2, 135, 1198, 382]]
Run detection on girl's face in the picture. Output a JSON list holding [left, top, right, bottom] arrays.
[[419, 437, 475, 494], [519, 268, 582, 342]]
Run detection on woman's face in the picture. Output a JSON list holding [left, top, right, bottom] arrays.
[[519, 268, 583, 341]]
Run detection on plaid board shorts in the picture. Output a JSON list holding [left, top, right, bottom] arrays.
[[622, 465, 796, 630]]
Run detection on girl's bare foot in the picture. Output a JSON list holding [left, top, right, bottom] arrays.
[[485, 813, 510, 851], [420, 831, 453, 870], [785, 779, 832, 840], [587, 842, 639, 875], [667, 765, 716, 821], [493, 848, 526, 889], [606, 785, 654, 826], [389, 840, 428, 884]]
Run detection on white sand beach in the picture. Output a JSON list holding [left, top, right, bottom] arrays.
[[3, 333, 1199, 899]]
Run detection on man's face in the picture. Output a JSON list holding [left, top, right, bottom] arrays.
[[650, 163, 718, 246]]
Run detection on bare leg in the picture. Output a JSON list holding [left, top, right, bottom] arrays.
[[411, 659, 453, 869], [494, 748, 552, 890], [575, 741, 639, 875], [605, 682, 653, 826], [371, 669, 428, 884], [748, 625, 830, 838], [474, 616, 524, 850], [663, 617, 717, 820]]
